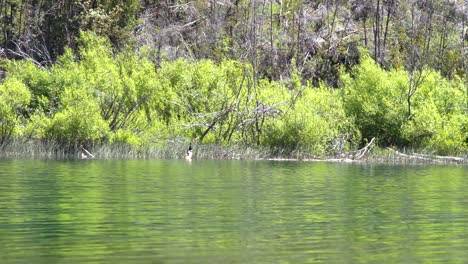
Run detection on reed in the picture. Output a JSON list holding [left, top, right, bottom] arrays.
[[0, 139, 273, 160], [1, 139, 466, 164], [0, 140, 69, 159]]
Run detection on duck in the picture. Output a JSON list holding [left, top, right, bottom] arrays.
[[185, 144, 193, 160]]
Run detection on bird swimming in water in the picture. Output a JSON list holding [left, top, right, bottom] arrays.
[[185, 144, 193, 160]]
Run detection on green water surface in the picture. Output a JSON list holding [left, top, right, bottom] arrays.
[[0, 159, 467, 263]]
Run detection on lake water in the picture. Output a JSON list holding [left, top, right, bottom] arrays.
[[0, 159, 467, 263]]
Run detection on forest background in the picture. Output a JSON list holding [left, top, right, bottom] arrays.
[[0, 0, 466, 158]]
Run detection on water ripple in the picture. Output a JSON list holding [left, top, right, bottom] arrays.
[[0, 160, 467, 263]]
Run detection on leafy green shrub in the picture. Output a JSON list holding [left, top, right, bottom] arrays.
[[262, 85, 359, 156], [401, 72, 467, 154], [77, 31, 162, 132], [110, 129, 143, 147], [155, 59, 252, 143], [342, 55, 467, 154], [0, 78, 31, 145], [3, 60, 56, 114], [341, 55, 408, 146], [45, 88, 109, 147], [2, 31, 465, 157]]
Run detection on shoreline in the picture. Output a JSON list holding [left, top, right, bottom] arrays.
[[1, 142, 466, 165]]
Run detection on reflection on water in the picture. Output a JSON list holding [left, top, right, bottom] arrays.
[[0, 160, 467, 263]]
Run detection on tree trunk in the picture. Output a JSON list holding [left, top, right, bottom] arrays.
[[374, 0, 381, 64]]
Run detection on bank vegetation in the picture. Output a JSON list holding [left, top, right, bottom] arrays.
[[0, 1, 466, 161]]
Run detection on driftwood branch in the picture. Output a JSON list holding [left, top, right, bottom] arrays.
[[388, 148, 467, 163], [352, 137, 375, 160], [412, 153, 466, 163], [389, 148, 435, 161], [81, 146, 95, 159]]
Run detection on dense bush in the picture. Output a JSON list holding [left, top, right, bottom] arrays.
[[0, 78, 31, 145], [262, 85, 359, 157], [401, 73, 467, 154], [342, 55, 467, 154], [0, 32, 466, 156], [155, 58, 253, 142], [341, 56, 408, 146]]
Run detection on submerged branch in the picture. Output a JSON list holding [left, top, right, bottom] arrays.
[[412, 153, 467, 163], [389, 148, 436, 162], [387, 148, 467, 164]]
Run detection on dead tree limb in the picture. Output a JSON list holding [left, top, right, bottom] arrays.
[[413, 153, 466, 163], [388, 148, 434, 161], [353, 137, 375, 160]]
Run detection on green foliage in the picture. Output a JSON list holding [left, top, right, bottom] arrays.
[[262, 85, 359, 157], [0, 78, 31, 144], [1, 31, 466, 157], [3, 60, 56, 114], [155, 58, 253, 143], [342, 55, 467, 154], [401, 72, 467, 154], [45, 88, 109, 147], [110, 129, 143, 148], [4, 31, 155, 147], [342, 56, 408, 146]]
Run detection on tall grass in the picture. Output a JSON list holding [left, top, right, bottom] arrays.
[[0, 139, 272, 160], [1, 139, 466, 164], [93, 143, 276, 160], [0, 140, 70, 159]]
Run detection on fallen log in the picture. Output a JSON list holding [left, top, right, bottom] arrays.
[[388, 148, 435, 162], [387, 148, 467, 163], [413, 153, 466, 163]]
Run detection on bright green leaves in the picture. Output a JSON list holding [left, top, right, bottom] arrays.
[[342, 56, 408, 146], [46, 88, 109, 147], [262, 86, 359, 157], [1, 31, 466, 156], [3, 31, 159, 147], [0, 78, 31, 145], [0, 78, 31, 108], [401, 71, 467, 154], [342, 55, 467, 154], [155, 59, 252, 143]]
